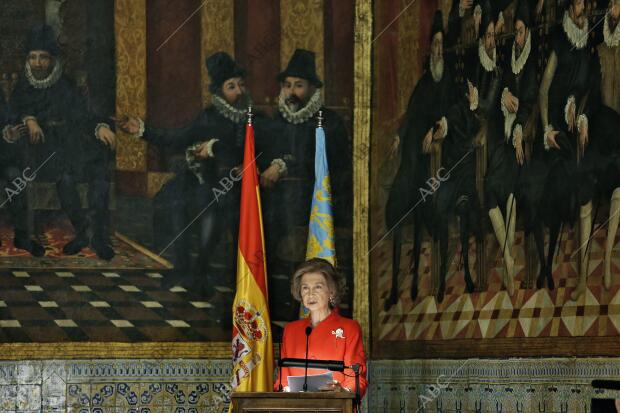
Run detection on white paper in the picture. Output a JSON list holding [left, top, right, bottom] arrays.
[[287, 372, 334, 392]]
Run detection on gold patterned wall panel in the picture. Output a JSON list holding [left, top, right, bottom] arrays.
[[280, 0, 324, 80], [115, 0, 147, 172], [353, 0, 372, 351], [200, 0, 235, 106]]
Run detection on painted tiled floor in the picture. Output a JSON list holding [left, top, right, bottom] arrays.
[[0, 270, 231, 343], [376, 228, 620, 341]]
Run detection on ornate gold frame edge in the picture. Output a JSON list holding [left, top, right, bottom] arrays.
[[0, 342, 231, 360], [352, 0, 373, 352]]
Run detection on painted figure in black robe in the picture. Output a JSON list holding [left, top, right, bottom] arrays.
[[432, 2, 501, 302], [118, 52, 277, 293], [447, 0, 545, 64], [583, 0, 620, 290], [10, 25, 116, 260], [0, 93, 44, 256], [537, 0, 596, 300], [262, 49, 352, 278], [486, 0, 538, 296], [384, 11, 458, 308]]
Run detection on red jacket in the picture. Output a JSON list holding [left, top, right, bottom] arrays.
[[274, 309, 367, 397]]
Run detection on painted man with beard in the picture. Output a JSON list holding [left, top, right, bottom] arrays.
[[0, 91, 44, 256], [118, 52, 276, 292], [10, 25, 116, 260], [431, 1, 499, 301], [384, 11, 457, 308], [486, 0, 538, 293], [448, 0, 545, 56], [261, 49, 351, 276], [539, 0, 595, 301], [583, 0, 620, 290]]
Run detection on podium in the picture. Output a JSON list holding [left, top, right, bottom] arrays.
[[230, 391, 356, 412]]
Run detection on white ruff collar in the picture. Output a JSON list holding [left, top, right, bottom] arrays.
[[604, 15, 620, 48], [512, 30, 531, 75], [278, 89, 323, 124], [211, 94, 249, 124], [25, 60, 63, 89], [478, 40, 496, 72], [562, 10, 589, 50], [430, 54, 444, 83]]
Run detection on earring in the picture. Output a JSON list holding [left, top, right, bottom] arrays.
[[329, 296, 335, 306]]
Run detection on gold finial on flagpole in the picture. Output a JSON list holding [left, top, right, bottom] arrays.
[[247, 105, 254, 125], [317, 110, 324, 128]]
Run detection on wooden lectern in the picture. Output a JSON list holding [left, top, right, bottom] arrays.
[[230, 391, 356, 412]]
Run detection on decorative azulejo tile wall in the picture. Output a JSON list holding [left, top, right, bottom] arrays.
[[0, 359, 231, 412], [367, 358, 620, 413], [4, 358, 620, 412]]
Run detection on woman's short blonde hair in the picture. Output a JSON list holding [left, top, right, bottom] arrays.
[[291, 258, 345, 308]]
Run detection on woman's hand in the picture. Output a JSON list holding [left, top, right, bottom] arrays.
[[319, 380, 347, 392]]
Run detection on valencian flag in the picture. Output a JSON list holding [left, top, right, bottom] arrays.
[[306, 112, 336, 264], [230, 108, 273, 400], [301, 112, 336, 318]]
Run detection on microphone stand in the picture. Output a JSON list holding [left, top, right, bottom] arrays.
[[277, 340, 283, 392], [351, 363, 361, 412], [303, 326, 312, 392]]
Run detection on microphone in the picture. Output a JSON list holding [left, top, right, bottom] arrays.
[[303, 326, 312, 392]]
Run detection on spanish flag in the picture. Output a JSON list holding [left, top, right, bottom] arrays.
[[306, 113, 336, 264], [230, 113, 273, 398]]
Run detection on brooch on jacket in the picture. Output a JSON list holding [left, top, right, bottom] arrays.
[[331, 328, 345, 339]]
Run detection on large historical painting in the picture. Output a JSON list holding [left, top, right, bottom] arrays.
[[0, 0, 361, 358], [371, 0, 620, 358]]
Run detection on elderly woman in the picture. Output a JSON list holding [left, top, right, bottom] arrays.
[[274, 258, 367, 397]]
